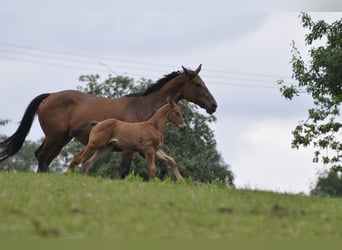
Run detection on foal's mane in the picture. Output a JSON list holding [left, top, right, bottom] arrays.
[[126, 71, 182, 97], [146, 101, 172, 119]]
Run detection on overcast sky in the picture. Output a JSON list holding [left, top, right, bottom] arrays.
[[0, 1, 341, 193]]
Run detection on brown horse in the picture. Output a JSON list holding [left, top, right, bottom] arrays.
[[68, 97, 186, 180], [0, 64, 217, 177]]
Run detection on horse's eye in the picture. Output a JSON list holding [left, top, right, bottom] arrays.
[[195, 82, 204, 96]]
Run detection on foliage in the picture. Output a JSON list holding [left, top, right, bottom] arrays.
[[0, 135, 37, 172], [0, 119, 9, 126], [1, 172, 342, 239], [0, 135, 66, 172], [311, 169, 342, 197], [77, 74, 145, 98], [162, 101, 233, 185], [278, 13, 342, 171], [0, 120, 67, 172], [58, 74, 234, 185], [0, 120, 36, 171]]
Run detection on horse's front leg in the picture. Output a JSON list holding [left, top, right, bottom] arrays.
[[120, 150, 134, 179], [156, 149, 184, 181]]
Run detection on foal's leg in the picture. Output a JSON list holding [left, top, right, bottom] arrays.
[[82, 146, 113, 175], [156, 149, 184, 181], [82, 151, 97, 175], [68, 144, 96, 175], [145, 149, 156, 181], [68, 149, 85, 172]]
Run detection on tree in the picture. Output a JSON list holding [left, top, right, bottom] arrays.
[[0, 121, 68, 173], [59, 74, 234, 185], [311, 169, 342, 197], [0, 119, 9, 126], [0, 119, 36, 171], [0, 135, 37, 171], [278, 13, 342, 171]]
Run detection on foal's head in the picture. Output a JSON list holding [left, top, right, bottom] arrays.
[[167, 97, 187, 130]]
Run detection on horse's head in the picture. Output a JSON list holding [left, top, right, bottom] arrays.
[[167, 97, 187, 130], [181, 64, 217, 114]]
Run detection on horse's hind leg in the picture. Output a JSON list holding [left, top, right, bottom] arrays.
[[120, 150, 135, 179], [156, 160, 168, 180], [34, 141, 47, 172], [156, 149, 184, 181], [35, 134, 72, 172]]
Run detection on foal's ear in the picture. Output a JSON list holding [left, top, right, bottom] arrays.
[[167, 96, 175, 107]]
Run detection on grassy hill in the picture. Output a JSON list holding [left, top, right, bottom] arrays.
[[0, 172, 341, 239]]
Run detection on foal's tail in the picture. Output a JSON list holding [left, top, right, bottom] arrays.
[[0, 93, 50, 161], [69, 121, 98, 138]]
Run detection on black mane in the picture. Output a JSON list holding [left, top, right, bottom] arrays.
[[126, 71, 182, 97]]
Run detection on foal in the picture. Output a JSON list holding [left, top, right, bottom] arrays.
[[68, 97, 186, 181]]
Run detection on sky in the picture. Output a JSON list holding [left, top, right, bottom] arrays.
[[0, 0, 341, 193]]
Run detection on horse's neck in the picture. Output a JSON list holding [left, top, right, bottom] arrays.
[[147, 105, 170, 132], [160, 75, 185, 102], [140, 77, 184, 118]]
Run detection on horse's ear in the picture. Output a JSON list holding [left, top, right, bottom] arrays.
[[182, 65, 200, 79], [182, 65, 190, 77], [195, 64, 202, 74]]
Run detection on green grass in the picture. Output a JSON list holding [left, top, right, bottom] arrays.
[[0, 172, 341, 239]]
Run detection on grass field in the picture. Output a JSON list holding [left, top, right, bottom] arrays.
[[0, 172, 341, 239]]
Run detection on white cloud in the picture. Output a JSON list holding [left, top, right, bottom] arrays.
[[212, 117, 323, 193], [205, 12, 332, 193]]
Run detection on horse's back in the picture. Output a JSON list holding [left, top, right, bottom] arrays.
[[36, 89, 144, 144], [38, 90, 119, 127], [38, 90, 90, 113]]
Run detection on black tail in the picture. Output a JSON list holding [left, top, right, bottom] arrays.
[[69, 121, 97, 138], [0, 93, 50, 161]]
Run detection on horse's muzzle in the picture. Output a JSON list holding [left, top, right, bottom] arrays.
[[206, 102, 217, 114]]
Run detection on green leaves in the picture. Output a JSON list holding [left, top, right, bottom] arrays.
[[311, 168, 342, 197], [0, 119, 9, 126], [0, 136, 38, 171], [279, 13, 342, 171], [78, 74, 139, 98]]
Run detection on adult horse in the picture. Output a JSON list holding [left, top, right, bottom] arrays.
[[0, 64, 217, 176]]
